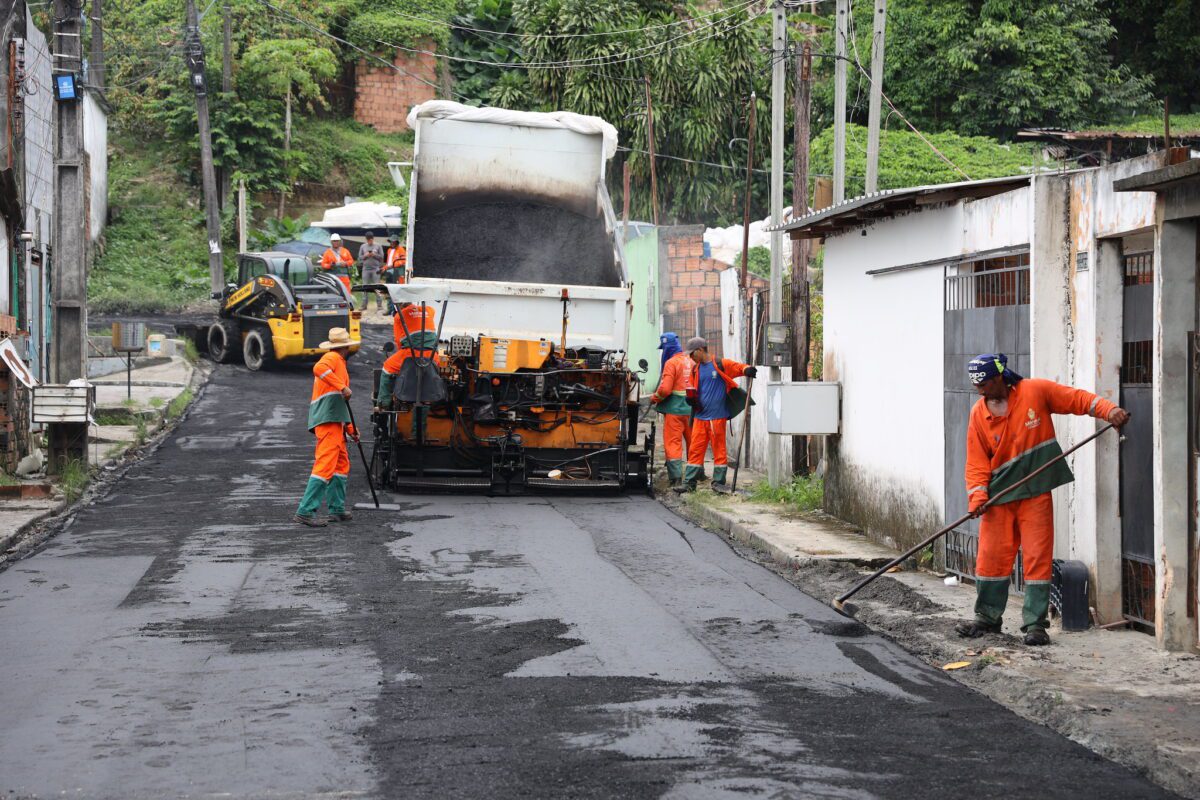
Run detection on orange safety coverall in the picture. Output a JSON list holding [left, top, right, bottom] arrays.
[[965, 377, 1115, 630], [297, 351, 357, 517], [393, 302, 436, 348], [649, 351, 694, 482], [320, 247, 355, 293], [684, 357, 748, 486], [383, 246, 407, 284]]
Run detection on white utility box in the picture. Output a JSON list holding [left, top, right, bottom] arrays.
[[32, 384, 95, 424], [766, 381, 840, 435]]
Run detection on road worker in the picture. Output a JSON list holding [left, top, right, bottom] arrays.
[[676, 337, 756, 494], [294, 327, 359, 527], [649, 332, 694, 486], [393, 300, 436, 349], [375, 304, 442, 410], [957, 353, 1129, 646], [320, 234, 355, 295], [383, 235, 407, 284]]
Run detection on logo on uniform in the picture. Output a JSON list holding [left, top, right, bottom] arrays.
[[1025, 408, 1042, 429]]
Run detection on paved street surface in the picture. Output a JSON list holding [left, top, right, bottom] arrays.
[[0, 331, 1176, 799]]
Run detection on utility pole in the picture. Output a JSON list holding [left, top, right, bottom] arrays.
[[185, 0, 224, 297], [50, 0, 88, 468], [89, 0, 103, 92], [791, 37, 812, 476], [220, 2, 232, 206], [739, 92, 756, 294], [864, 0, 887, 193], [644, 76, 659, 226], [622, 161, 631, 240], [237, 179, 247, 253], [767, 0, 786, 488], [833, 0, 848, 203]]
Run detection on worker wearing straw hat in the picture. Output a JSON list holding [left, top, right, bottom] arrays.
[[295, 328, 359, 527]]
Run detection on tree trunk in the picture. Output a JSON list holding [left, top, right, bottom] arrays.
[[278, 85, 292, 220]]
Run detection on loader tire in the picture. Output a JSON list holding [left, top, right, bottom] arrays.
[[243, 328, 275, 372], [207, 320, 241, 364]]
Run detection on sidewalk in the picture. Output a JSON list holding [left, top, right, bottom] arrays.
[[660, 470, 1200, 800], [0, 348, 203, 557]]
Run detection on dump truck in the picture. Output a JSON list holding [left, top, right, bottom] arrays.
[[362, 101, 652, 493], [179, 251, 362, 370]]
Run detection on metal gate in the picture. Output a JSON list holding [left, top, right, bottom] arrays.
[[943, 254, 1031, 582], [1120, 251, 1155, 626]]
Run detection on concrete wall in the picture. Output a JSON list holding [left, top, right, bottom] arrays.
[[821, 203, 970, 550], [354, 45, 438, 133], [625, 228, 662, 388], [22, 8, 52, 382], [83, 90, 108, 243]]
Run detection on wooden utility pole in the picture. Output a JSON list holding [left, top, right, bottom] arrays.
[[621, 161, 631, 240], [791, 38, 812, 476], [185, 0, 224, 296], [50, 0, 89, 468], [89, 0, 104, 92], [644, 76, 659, 226], [237, 179, 248, 253], [277, 84, 292, 219], [833, 0, 848, 202], [864, 0, 887, 193]]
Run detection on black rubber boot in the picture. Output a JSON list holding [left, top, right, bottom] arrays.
[[1023, 628, 1051, 646], [711, 482, 730, 494], [672, 482, 696, 494], [954, 619, 1002, 638]]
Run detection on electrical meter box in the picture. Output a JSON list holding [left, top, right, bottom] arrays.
[[112, 321, 147, 353], [766, 381, 840, 435], [762, 322, 791, 367]]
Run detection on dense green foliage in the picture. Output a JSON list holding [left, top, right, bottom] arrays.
[[829, 0, 1156, 139], [735, 247, 771, 280], [1106, 0, 1200, 113], [811, 124, 1042, 197], [345, 0, 457, 51], [90, 139, 213, 313]]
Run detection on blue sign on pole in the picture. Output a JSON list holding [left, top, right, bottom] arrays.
[[55, 74, 77, 101]]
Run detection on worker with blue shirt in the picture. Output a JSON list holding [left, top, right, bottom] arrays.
[[675, 336, 755, 494]]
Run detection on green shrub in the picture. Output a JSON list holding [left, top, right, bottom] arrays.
[[750, 474, 824, 512]]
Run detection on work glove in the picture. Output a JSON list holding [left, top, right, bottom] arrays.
[[744, 366, 758, 378], [346, 423, 360, 443], [968, 492, 989, 517]]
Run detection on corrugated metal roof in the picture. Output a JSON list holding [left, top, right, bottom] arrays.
[[771, 174, 1032, 239]]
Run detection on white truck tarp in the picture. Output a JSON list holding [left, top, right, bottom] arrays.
[[407, 101, 618, 160]]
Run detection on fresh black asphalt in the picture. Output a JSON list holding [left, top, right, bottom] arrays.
[[0, 327, 1177, 799]]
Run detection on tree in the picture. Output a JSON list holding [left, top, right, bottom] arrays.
[[241, 39, 338, 217], [838, 0, 1156, 139], [1106, 0, 1200, 113]]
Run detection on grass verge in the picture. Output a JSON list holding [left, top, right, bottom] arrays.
[[167, 388, 194, 421], [59, 459, 90, 503], [749, 474, 824, 512]]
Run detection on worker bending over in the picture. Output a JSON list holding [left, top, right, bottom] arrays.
[[649, 332, 694, 486], [294, 328, 359, 527], [320, 233, 355, 294], [958, 353, 1128, 646], [676, 337, 755, 494]]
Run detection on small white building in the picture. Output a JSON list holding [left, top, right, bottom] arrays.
[[780, 150, 1200, 652]]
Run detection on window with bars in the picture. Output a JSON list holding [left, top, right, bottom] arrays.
[[1123, 251, 1153, 286], [945, 253, 1031, 311], [1121, 340, 1153, 385]]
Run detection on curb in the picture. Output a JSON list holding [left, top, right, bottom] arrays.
[[660, 489, 895, 570]]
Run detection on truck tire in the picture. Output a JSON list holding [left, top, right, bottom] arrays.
[[243, 328, 275, 371], [207, 320, 241, 364]]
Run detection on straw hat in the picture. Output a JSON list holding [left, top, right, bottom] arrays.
[[319, 327, 354, 350]]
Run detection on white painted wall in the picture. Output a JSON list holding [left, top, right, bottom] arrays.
[[822, 204, 964, 543], [24, 10, 53, 381], [83, 90, 108, 242]]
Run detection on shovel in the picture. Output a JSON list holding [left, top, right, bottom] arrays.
[[832, 422, 1121, 619]]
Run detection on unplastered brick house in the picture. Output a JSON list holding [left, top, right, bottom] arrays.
[[659, 225, 766, 319], [353, 40, 439, 133]]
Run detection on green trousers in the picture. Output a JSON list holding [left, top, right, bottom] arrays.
[[296, 474, 347, 517], [975, 577, 1051, 632], [665, 459, 684, 482]]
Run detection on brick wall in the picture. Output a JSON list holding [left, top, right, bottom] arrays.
[[353, 43, 439, 133], [660, 226, 766, 316]]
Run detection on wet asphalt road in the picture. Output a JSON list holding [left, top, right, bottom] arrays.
[[0, 330, 1176, 799]]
